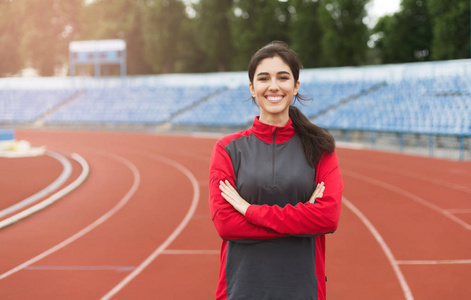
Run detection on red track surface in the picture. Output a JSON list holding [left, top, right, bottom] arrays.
[[1, 130, 470, 299]]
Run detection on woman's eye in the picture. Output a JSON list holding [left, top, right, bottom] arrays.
[[279, 76, 290, 81], [258, 77, 269, 81]]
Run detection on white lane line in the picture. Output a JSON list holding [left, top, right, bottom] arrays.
[[341, 158, 471, 195], [24, 265, 137, 272], [0, 152, 140, 280], [342, 169, 471, 231], [101, 154, 200, 300], [343, 196, 414, 300], [446, 209, 471, 214], [0, 153, 88, 230], [0, 150, 72, 219], [162, 250, 219, 255], [396, 259, 471, 265]]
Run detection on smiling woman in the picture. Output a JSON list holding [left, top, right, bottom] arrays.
[[208, 41, 343, 300], [249, 56, 300, 126]]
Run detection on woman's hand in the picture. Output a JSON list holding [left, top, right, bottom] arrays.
[[308, 182, 325, 204], [219, 180, 250, 216]]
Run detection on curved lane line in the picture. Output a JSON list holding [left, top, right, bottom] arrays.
[[101, 153, 200, 300], [342, 169, 471, 231], [396, 259, 471, 265], [0, 152, 140, 280], [0, 150, 72, 219], [341, 159, 471, 195], [0, 153, 88, 230], [343, 196, 414, 300]]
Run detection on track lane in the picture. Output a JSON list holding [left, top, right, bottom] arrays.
[[0, 153, 63, 212], [110, 149, 221, 300], [2, 130, 469, 299], [336, 148, 471, 299]]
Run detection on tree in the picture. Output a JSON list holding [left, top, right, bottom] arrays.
[[0, 0, 23, 76], [141, 0, 187, 73], [80, 0, 153, 75], [11, 0, 83, 76], [289, 0, 323, 68], [193, 0, 234, 72], [372, 0, 432, 63], [230, 0, 291, 70], [318, 0, 370, 66], [428, 0, 470, 60]]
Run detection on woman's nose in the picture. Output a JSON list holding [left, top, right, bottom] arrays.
[[268, 79, 278, 90]]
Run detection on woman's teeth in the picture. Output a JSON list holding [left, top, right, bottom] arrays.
[[266, 96, 283, 101]]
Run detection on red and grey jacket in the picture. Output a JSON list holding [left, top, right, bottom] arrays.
[[209, 116, 343, 300]]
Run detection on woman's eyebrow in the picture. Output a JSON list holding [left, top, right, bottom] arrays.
[[277, 71, 291, 76], [256, 71, 292, 77]]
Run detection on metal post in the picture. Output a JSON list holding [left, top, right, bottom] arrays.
[[94, 53, 100, 78], [428, 134, 434, 157], [399, 132, 404, 152], [69, 51, 75, 76], [120, 49, 127, 77], [371, 131, 377, 149], [459, 135, 464, 160]]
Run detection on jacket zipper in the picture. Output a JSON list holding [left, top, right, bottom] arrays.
[[271, 128, 277, 187]]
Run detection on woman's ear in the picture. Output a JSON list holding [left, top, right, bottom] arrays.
[[249, 82, 256, 98], [294, 80, 300, 95]]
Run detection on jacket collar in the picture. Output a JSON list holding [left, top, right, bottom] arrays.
[[251, 116, 296, 144]]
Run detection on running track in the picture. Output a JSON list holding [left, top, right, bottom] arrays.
[[1, 130, 470, 299]]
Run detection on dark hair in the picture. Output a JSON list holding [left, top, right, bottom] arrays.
[[248, 41, 335, 166]]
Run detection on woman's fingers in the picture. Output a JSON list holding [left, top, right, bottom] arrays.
[[219, 180, 238, 198], [309, 182, 325, 204], [219, 180, 249, 215]]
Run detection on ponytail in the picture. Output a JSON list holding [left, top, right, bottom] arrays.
[[289, 106, 335, 167]]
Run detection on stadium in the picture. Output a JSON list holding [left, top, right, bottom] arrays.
[[1, 0, 471, 299], [1, 58, 470, 159]]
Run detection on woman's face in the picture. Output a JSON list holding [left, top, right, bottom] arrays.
[[250, 56, 300, 124]]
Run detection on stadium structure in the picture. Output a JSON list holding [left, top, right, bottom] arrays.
[[0, 59, 470, 160]]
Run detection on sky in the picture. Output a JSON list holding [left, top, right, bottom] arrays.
[[365, 0, 402, 28]]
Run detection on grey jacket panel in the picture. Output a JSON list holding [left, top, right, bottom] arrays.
[[224, 132, 318, 300]]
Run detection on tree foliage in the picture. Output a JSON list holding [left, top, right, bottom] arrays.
[[0, 1, 23, 76], [289, 0, 323, 68], [230, 0, 292, 70], [319, 0, 370, 66], [0, 0, 468, 77], [373, 0, 432, 63], [193, 0, 234, 72], [428, 0, 470, 60]]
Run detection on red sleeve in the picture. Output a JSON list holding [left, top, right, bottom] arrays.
[[209, 139, 287, 241], [245, 151, 343, 235]]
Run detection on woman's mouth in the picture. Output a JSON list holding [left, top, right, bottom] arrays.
[[266, 96, 283, 103]]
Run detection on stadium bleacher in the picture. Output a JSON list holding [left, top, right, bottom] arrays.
[[313, 76, 471, 135], [0, 89, 78, 123], [44, 85, 223, 124], [0, 60, 470, 138]]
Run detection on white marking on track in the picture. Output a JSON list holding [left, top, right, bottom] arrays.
[[342, 169, 471, 231], [343, 196, 414, 300], [396, 259, 471, 265], [446, 209, 471, 214], [342, 159, 471, 195], [0, 153, 88, 229], [0, 150, 72, 219], [24, 265, 136, 272], [101, 153, 200, 300], [0, 152, 140, 280]]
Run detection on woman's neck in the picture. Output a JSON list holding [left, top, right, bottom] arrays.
[[259, 112, 289, 127]]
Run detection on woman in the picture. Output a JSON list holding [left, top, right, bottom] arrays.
[[208, 41, 343, 300]]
